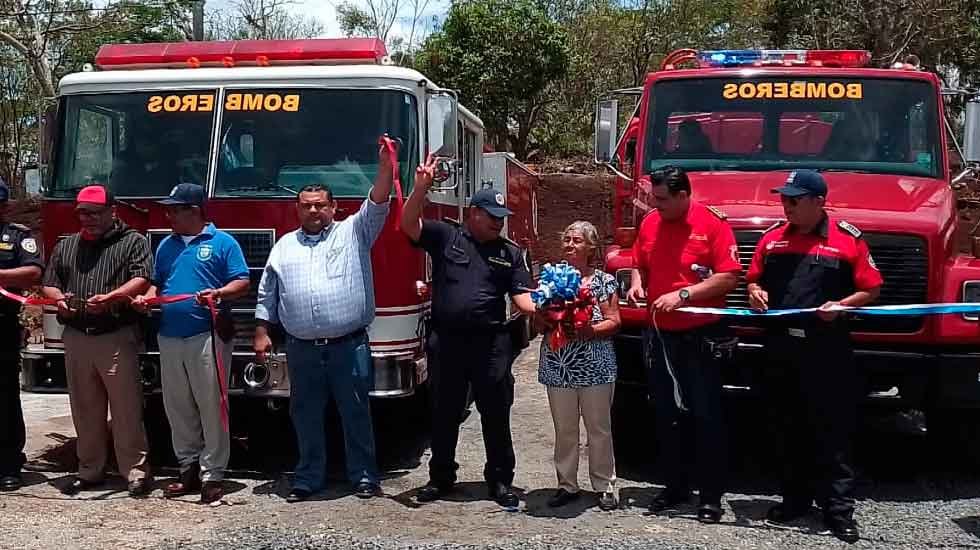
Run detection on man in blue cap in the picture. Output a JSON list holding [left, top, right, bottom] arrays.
[[133, 183, 250, 503], [401, 171, 536, 509], [746, 169, 882, 543], [0, 178, 43, 491]]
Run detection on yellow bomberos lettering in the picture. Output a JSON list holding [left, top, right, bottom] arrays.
[[146, 94, 215, 113], [282, 95, 300, 111], [264, 94, 282, 111], [722, 81, 864, 100], [242, 94, 263, 111], [226, 93, 242, 110], [790, 81, 806, 98]]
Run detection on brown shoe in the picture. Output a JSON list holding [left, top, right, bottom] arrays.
[[200, 481, 223, 504], [164, 465, 201, 498]]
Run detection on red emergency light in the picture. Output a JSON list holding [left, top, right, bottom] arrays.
[[95, 38, 389, 70]]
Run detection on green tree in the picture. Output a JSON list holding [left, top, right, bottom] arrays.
[[415, 0, 568, 159]]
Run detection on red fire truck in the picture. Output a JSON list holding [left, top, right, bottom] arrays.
[[20, 39, 539, 422], [595, 48, 980, 451]]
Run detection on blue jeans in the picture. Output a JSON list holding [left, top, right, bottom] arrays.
[[286, 330, 379, 491]]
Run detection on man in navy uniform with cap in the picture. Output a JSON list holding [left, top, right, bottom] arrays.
[[0, 178, 44, 491], [401, 166, 536, 509], [747, 169, 882, 543]]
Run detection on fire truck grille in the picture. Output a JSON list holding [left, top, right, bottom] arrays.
[[729, 230, 928, 333]]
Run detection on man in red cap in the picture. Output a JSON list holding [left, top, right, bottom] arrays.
[[42, 185, 154, 497]]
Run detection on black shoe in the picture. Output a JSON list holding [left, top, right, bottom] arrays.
[[285, 487, 312, 503], [598, 491, 619, 511], [127, 477, 153, 497], [696, 503, 723, 524], [354, 481, 381, 499], [489, 482, 519, 509], [648, 488, 691, 513], [547, 488, 580, 508], [60, 476, 102, 496], [766, 503, 810, 524], [416, 483, 451, 503], [0, 475, 21, 491], [825, 515, 860, 544]]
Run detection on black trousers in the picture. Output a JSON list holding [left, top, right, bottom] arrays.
[[427, 326, 515, 487], [0, 321, 24, 476], [760, 324, 858, 519], [645, 323, 729, 505]]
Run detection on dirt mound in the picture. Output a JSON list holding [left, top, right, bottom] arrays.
[[531, 173, 616, 266]]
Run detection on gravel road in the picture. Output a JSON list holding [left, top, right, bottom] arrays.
[[3, 337, 980, 550]]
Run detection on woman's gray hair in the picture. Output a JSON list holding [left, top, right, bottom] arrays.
[[563, 220, 601, 263]]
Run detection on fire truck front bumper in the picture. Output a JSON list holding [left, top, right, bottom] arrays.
[[21, 345, 427, 399]]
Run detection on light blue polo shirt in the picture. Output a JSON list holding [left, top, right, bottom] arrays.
[[154, 223, 250, 338]]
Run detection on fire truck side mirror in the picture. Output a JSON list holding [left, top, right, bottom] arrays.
[[427, 93, 459, 159], [594, 99, 619, 164], [964, 99, 980, 163]]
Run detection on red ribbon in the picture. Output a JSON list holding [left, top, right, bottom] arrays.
[[379, 135, 404, 231], [205, 294, 230, 433], [542, 287, 596, 349], [0, 287, 59, 306]]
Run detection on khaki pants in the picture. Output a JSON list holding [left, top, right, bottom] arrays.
[[63, 325, 150, 483], [546, 383, 616, 493], [158, 332, 231, 482]]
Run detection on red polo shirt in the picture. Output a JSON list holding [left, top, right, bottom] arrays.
[[634, 201, 741, 331]]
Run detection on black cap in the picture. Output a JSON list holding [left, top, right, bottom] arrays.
[[158, 183, 205, 206], [771, 169, 828, 198], [0, 178, 8, 202], [469, 188, 512, 218]]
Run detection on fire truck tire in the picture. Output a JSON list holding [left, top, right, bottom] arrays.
[[926, 408, 980, 469]]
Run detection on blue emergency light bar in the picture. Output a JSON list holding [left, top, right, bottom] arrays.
[[697, 49, 870, 68]]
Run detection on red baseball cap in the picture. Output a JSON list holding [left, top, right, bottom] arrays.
[[76, 185, 114, 206]]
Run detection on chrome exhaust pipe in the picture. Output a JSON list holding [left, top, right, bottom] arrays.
[[243, 362, 270, 389]]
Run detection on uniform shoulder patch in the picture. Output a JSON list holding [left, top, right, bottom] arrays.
[[837, 220, 863, 238], [704, 205, 727, 220], [9, 223, 30, 233], [763, 220, 787, 234]]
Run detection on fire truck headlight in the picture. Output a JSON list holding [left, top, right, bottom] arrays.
[[962, 281, 980, 321]]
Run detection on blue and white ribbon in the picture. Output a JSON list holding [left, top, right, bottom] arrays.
[[678, 303, 980, 316]]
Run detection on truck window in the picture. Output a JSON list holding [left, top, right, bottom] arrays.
[[215, 89, 418, 198], [647, 77, 940, 178], [52, 91, 216, 198]]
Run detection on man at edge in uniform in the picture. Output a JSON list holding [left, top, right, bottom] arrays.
[[0, 179, 43, 491], [625, 166, 740, 524], [401, 157, 536, 509], [747, 169, 881, 544]]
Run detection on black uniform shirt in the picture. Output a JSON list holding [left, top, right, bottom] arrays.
[[0, 222, 43, 322], [413, 219, 532, 329]]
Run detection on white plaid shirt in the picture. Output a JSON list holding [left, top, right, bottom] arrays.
[[255, 197, 390, 339]]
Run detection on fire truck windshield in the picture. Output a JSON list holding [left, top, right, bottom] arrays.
[[215, 88, 418, 198], [646, 76, 941, 179], [52, 90, 217, 198], [50, 88, 418, 199]]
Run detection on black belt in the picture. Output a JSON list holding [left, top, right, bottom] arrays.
[[293, 328, 367, 346]]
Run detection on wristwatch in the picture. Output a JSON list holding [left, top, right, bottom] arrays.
[[679, 288, 691, 301]]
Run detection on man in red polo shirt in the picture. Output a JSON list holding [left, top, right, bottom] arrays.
[[626, 166, 740, 523]]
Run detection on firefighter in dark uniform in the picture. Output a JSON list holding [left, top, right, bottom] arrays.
[[400, 157, 535, 509], [0, 179, 44, 491], [746, 170, 882, 544]]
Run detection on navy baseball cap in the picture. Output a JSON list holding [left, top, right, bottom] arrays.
[[158, 183, 205, 206], [470, 188, 512, 218], [771, 169, 827, 198], [0, 178, 8, 202]]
